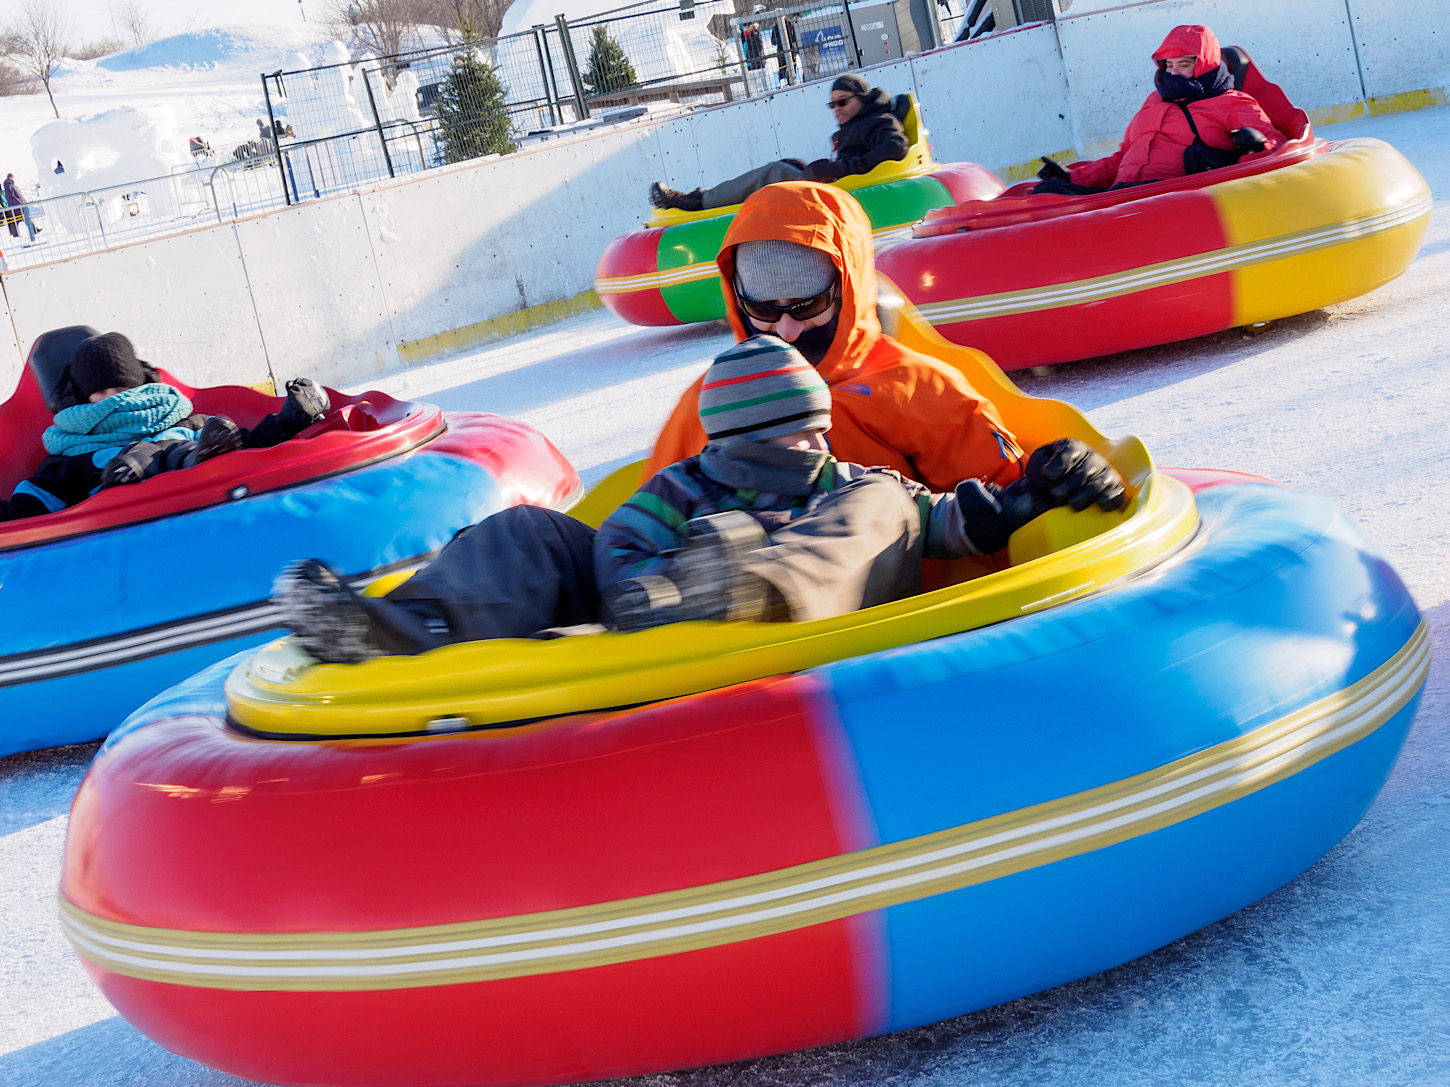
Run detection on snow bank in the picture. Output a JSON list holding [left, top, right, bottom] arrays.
[[95, 25, 334, 74]]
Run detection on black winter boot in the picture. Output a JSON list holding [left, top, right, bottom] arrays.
[[649, 181, 704, 212], [272, 559, 450, 664], [188, 415, 244, 465], [100, 441, 162, 487]]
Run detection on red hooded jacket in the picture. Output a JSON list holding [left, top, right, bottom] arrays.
[[1070, 25, 1287, 189]]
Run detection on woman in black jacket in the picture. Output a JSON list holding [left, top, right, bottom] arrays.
[[649, 74, 909, 211]]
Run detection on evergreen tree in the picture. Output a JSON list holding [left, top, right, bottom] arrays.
[[582, 24, 637, 94], [434, 52, 517, 164]]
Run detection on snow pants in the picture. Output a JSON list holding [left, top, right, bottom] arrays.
[[702, 159, 809, 209], [385, 505, 601, 641], [382, 474, 924, 642]]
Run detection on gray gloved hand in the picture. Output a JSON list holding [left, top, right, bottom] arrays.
[[281, 377, 330, 428], [1024, 438, 1126, 512]]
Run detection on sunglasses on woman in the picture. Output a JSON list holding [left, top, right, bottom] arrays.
[[734, 278, 839, 323], [826, 95, 856, 109]]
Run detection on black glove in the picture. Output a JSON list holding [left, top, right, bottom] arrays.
[[280, 377, 331, 428], [1037, 156, 1070, 182], [954, 477, 1053, 555], [1024, 438, 1126, 513], [1231, 127, 1268, 154], [803, 158, 844, 182]]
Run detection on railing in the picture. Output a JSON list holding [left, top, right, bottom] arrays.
[[0, 0, 983, 271], [0, 160, 291, 271]]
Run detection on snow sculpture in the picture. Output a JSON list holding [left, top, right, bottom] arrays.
[[31, 106, 189, 200]]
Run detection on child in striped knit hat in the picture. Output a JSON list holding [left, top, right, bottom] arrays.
[[274, 337, 1125, 659], [596, 334, 1116, 630]]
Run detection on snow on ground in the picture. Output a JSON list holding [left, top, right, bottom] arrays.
[[0, 24, 338, 196], [2, 104, 1449, 1086]]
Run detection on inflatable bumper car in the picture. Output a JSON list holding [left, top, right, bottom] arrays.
[[0, 326, 579, 756], [876, 48, 1432, 369], [595, 94, 1003, 326], [60, 302, 1426, 1085]]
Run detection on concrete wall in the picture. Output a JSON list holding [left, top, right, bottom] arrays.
[[2, 0, 1446, 399], [1346, 0, 1450, 101], [1055, 0, 1366, 153]]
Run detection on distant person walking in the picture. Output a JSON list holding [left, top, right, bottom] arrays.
[[3, 175, 37, 243]]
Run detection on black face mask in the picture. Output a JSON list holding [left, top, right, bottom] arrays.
[[749, 313, 839, 365], [1155, 62, 1232, 103]]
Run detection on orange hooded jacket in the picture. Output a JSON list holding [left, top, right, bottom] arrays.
[[1070, 25, 1286, 189], [645, 182, 1024, 492]]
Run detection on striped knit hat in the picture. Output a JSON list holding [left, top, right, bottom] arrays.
[[698, 335, 832, 445]]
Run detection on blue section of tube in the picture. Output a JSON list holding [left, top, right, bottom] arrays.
[[0, 451, 501, 757], [818, 484, 1422, 1032]]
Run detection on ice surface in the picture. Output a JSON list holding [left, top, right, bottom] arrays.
[[1, 104, 1448, 1086]]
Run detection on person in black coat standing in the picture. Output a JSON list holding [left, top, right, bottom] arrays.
[[649, 74, 909, 211]]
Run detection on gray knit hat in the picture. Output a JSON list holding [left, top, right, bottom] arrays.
[[698, 335, 832, 445], [733, 239, 837, 302]]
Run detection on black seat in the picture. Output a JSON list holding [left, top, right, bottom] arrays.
[[28, 326, 98, 413], [892, 93, 911, 123], [1222, 46, 1249, 91]]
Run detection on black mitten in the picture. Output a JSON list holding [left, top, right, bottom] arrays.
[[280, 377, 331, 429], [1037, 156, 1070, 181], [804, 158, 844, 182], [1024, 439, 1126, 512], [1231, 127, 1268, 153], [954, 478, 1052, 555]]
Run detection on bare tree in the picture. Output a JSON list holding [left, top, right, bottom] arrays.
[[0, 56, 38, 96], [5, 0, 72, 118], [329, 0, 426, 60], [115, 0, 155, 47], [429, 0, 510, 45]]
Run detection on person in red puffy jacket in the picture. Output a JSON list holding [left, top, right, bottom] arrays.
[[1035, 25, 1288, 194]]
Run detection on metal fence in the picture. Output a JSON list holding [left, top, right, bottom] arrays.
[[0, 0, 991, 269], [0, 161, 290, 271]]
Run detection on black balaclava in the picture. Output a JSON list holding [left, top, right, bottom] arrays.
[[1155, 61, 1232, 103], [785, 316, 840, 366]]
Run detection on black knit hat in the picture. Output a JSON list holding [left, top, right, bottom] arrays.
[[70, 332, 157, 401], [830, 73, 870, 97]]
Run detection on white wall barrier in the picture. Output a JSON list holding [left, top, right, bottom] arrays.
[[1346, 0, 1450, 103], [1, 0, 1446, 401], [0, 284, 22, 396]]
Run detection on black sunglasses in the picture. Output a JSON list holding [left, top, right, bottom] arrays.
[[735, 278, 839, 323], [826, 95, 857, 109]]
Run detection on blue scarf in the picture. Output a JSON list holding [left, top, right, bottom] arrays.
[[42, 383, 193, 457]]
